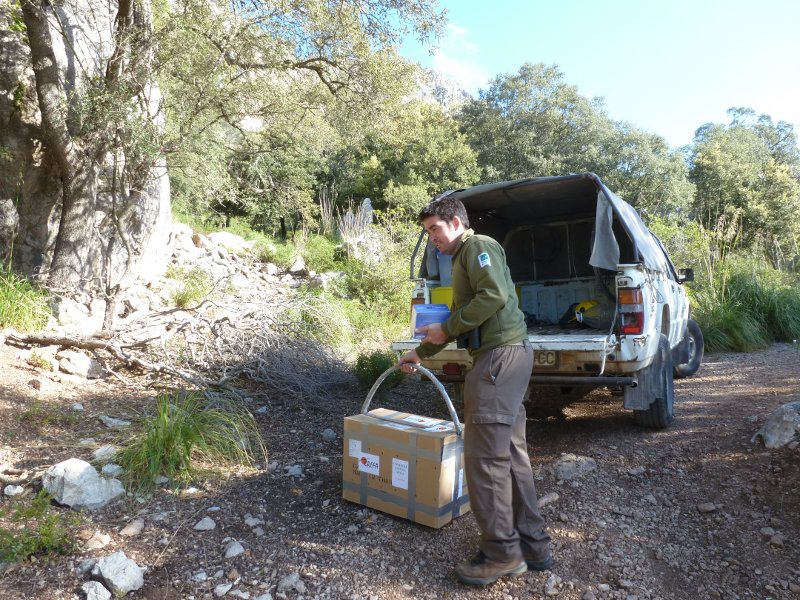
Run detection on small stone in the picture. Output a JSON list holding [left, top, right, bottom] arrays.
[[284, 465, 303, 477], [538, 492, 559, 508], [697, 502, 718, 513], [643, 494, 658, 505], [98, 415, 131, 429], [789, 582, 800, 593], [194, 516, 217, 531], [224, 540, 245, 558], [769, 534, 785, 548], [3, 485, 24, 496], [582, 591, 597, 600], [120, 518, 145, 537], [101, 464, 124, 478], [82, 581, 111, 600], [83, 531, 111, 551], [627, 466, 646, 476], [191, 570, 208, 583], [72, 402, 84, 411], [597, 583, 611, 592], [760, 526, 776, 537], [244, 515, 264, 527], [402, 584, 413, 592], [154, 475, 169, 484], [93, 445, 119, 463], [214, 582, 233, 596]]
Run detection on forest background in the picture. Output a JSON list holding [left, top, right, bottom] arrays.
[[2, 0, 800, 358]]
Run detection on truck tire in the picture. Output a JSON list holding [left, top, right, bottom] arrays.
[[673, 319, 704, 378], [633, 334, 674, 428]]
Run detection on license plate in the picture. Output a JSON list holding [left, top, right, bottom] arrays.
[[534, 350, 558, 368]]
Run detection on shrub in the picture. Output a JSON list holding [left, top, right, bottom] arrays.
[[0, 266, 50, 331], [354, 350, 403, 400], [166, 266, 213, 308], [114, 390, 266, 493], [0, 491, 78, 563]]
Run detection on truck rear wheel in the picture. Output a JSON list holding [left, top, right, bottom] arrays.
[[673, 319, 704, 378], [633, 334, 674, 428]]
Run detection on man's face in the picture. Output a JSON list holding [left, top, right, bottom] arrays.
[[422, 214, 464, 255]]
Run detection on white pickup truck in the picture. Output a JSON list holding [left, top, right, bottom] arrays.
[[390, 173, 703, 428]]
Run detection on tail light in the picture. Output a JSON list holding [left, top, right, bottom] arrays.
[[618, 287, 644, 334]]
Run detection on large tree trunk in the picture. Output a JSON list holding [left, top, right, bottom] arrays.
[[20, 0, 100, 291]]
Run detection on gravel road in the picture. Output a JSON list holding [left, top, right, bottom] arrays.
[[1, 343, 798, 599]]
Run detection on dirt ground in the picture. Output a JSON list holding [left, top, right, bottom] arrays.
[[0, 340, 799, 600]]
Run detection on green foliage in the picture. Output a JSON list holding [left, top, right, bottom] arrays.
[[299, 234, 339, 273], [693, 258, 800, 352], [456, 62, 692, 215], [689, 111, 800, 259], [0, 491, 78, 563], [354, 350, 403, 399], [114, 391, 266, 493], [18, 397, 79, 427], [165, 266, 213, 308], [0, 266, 51, 331]]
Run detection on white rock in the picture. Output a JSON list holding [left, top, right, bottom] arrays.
[[81, 581, 111, 600], [538, 492, 559, 508], [214, 582, 233, 597], [322, 428, 337, 442], [98, 415, 131, 429], [57, 349, 104, 378], [752, 402, 800, 448], [84, 531, 112, 551], [191, 570, 208, 583], [254, 594, 273, 600], [120, 518, 145, 537], [224, 540, 245, 558], [93, 445, 119, 463], [194, 516, 217, 531], [91, 551, 146, 596], [42, 458, 124, 510], [277, 572, 305, 593], [544, 573, 561, 596], [4, 485, 24, 496], [284, 464, 303, 477], [550, 454, 597, 480], [697, 502, 718, 513], [101, 464, 124, 478], [244, 515, 264, 527], [208, 231, 254, 254], [72, 402, 84, 411]]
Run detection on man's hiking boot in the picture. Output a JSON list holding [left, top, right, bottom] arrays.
[[526, 554, 555, 571], [454, 552, 527, 586]]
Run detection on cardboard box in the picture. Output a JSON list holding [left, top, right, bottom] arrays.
[[342, 408, 470, 528]]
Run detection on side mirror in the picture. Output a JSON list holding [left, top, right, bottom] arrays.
[[678, 268, 694, 283]]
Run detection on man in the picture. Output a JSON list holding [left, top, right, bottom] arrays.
[[397, 196, 553, 586]]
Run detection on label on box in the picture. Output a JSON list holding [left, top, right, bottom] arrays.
[[424, 422, 454, 432], [392, 458, 409, 490], [403, 415, 441, 428], [348, 439, 361, 458], [358, 452, 380, 476], [457, 468, 464, 498]]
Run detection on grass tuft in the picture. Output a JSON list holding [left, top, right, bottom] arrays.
[[0, 266, 50, 331], [114, 390, 266, 494]]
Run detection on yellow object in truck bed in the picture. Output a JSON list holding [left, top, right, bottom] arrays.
[[430, 285, 452, 308]]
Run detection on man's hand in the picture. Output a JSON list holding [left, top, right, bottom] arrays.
[[396, 350, 421, 374], [415, 322, 448, 345]]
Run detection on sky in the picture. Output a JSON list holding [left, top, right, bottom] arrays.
[[400, 0, 800, 148]]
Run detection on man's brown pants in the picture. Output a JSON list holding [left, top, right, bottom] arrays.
[[463, 343, 551, 563]]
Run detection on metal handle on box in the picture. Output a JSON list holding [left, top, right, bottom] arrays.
[[360, 365, 463, 437]]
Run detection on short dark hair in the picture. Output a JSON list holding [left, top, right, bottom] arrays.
[[417, 195, 470, 228]]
